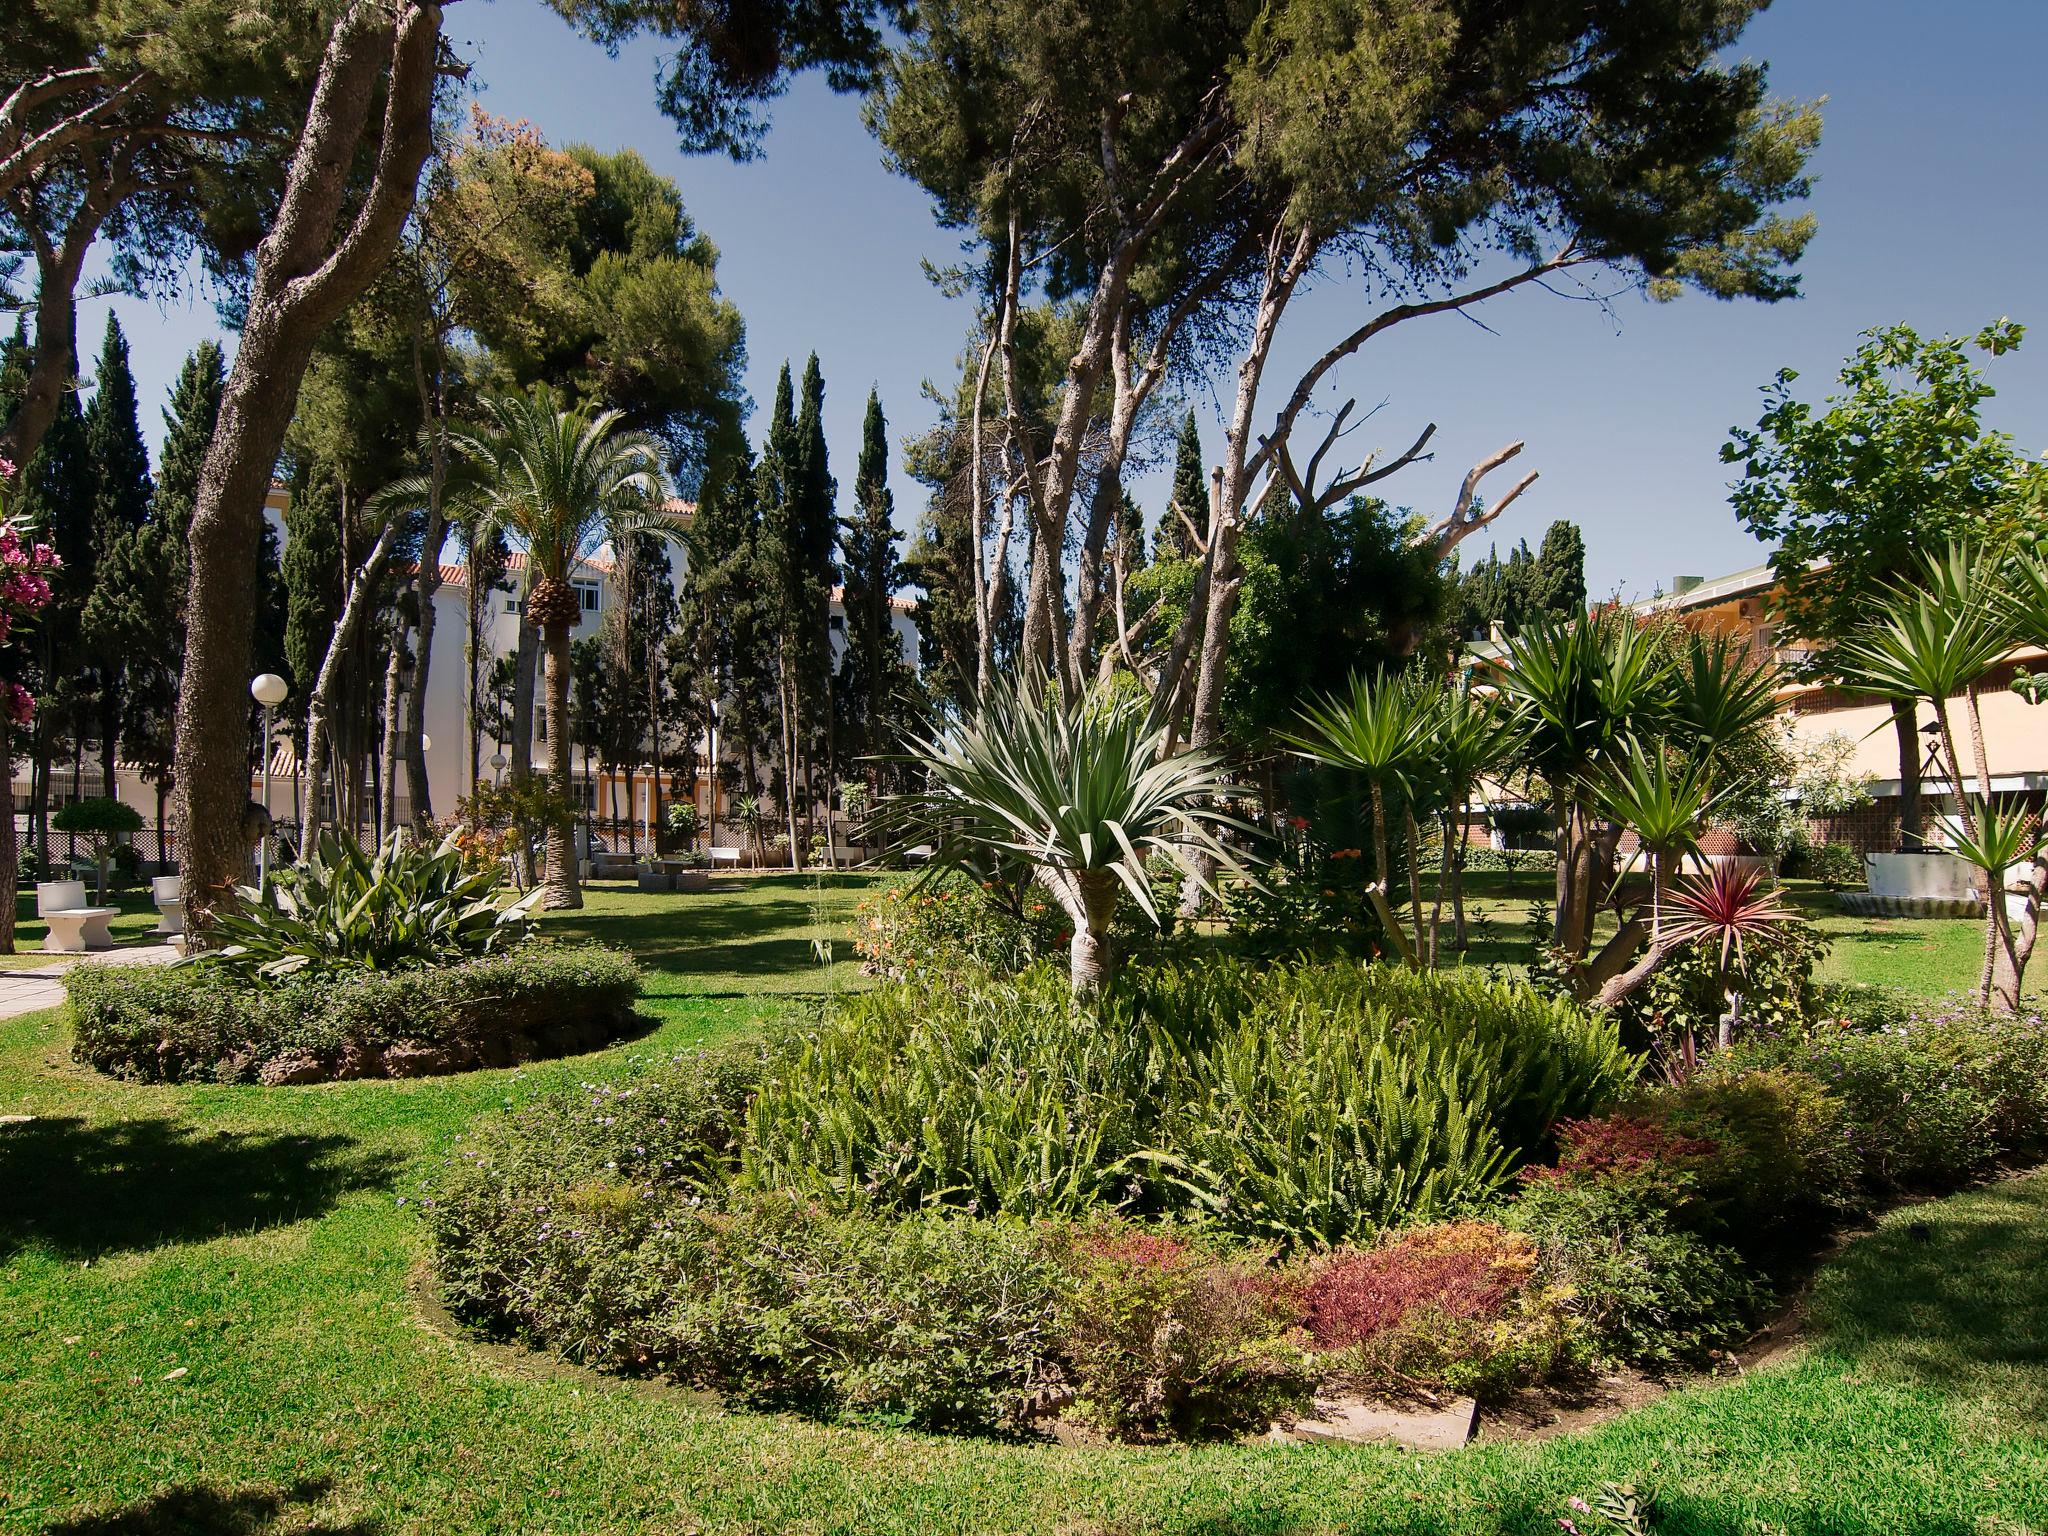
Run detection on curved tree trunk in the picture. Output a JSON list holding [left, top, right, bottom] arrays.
[[172, 0, 441, 934], [540, 617, 581, 909], [1058, 869, 1123, 997]]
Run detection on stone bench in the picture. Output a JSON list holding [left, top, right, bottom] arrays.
[[44, 906, 119, 953], [708, 846, 742, 870], [152, 875, 185, 937]]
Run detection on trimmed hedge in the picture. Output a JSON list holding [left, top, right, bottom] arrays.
[[68, 944, 642, 1084]]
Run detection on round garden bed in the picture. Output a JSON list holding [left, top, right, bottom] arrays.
[[66, 944, 643, 1084]]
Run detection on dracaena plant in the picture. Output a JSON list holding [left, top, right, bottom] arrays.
[[1660, 863, 1802, 1047], [192, 829, 541, 985], [875, 672, 1254, 996]]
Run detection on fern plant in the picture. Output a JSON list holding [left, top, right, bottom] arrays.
[[195, 829, 541, 984]]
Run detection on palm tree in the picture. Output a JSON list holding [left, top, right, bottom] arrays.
[[1834, 545, 2014, 1000], [443, 388, 667, 909], [878, 672, 1252, 996], [1286, 670, 1435, 964]]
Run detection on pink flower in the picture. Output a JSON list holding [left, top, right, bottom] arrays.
[[4, 682, 35, 726]]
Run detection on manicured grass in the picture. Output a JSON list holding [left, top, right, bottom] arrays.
[[3, 876, 2045, 1534]]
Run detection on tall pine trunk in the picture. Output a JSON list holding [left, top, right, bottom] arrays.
[[172, 0, 440, 932]]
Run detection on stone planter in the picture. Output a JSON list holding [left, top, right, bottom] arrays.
[[673, 867, 709, 893], [636, 868, 674, 893], [1838, 851, 2007, 919]]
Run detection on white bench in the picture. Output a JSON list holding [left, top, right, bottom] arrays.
[[44, 906, 119, 953], [151, 875, 185, 936], [708, 846, 742, 870]]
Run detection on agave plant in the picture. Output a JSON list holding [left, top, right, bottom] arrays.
[[875, 672, 1254, 996], [196, 829, 541, 984]]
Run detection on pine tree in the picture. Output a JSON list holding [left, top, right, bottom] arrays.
[[837, 386, 905, 762], [1156, 410, 1205, 562], [1527, 519, 1587, 620], [85, 315, 151, 539]]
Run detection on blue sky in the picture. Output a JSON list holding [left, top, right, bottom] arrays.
[[90, 0, 2048, 600]]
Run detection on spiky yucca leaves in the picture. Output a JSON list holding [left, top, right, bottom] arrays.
[[196, 829, 541, 984], [877, 673, 1253, 995], [1944, 796, 2048, 1010], [1286, 669, 1437, 960]]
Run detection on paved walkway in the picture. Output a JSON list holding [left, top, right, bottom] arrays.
[[0, 942, 181, 1021]]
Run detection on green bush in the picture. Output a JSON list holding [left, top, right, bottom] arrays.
[[199, 828, 539, 983], [68, 944, 642, 1084], [1782, 840, 1864, 887], [1721, 1031, 1997, 1194], [1054, 1223, 1312, 1440], [849, 873, 1056, 981], [1504, 1180, 1762, 1371], [1638, 1067, 1860, 1224], [746, 959, 1634, 1246], [1623, 916, 1830, 1051]]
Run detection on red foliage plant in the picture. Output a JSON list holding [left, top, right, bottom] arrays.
[[1301, 1222, 1537, 1351], [1520, 1114, 1724, 1193]]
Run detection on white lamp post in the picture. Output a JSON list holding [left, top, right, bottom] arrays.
[[489, 749, 508, 786], [250, 673, 289, 881]]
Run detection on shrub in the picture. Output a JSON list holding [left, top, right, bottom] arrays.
[[1504, 1181, 1762, 1370], [198, 829, 539, 983], [1720, 1031, 1997, 1194], [1055, 1223, 1311, 1440], [1783, 840, 1864, 888], [746, 959, 1634, 1246], [1637, 1067, 1859, 1225], [849, 873, 1058, 980], [1624, 915, 1829, 1051], [1914, 1006, 2048, 1153], [1519, 1115, 1727, 1225], [68, 944, 641, 1084], [1300, 1222, 1575, 1399]]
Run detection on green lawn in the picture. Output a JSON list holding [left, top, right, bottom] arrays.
[[3, 875, 2045, 1534]]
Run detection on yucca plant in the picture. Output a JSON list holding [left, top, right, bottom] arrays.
[[1944, 796, 2048, 1010], [1834, 543, 2019, 1002], [195, 829, 541, 984], [874, 672, 1253, 995], [1591, 742, 1727, 948]]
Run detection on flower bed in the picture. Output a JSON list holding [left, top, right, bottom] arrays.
[[424, 972, 2048, 1443], [69, 945, 642, 1084]]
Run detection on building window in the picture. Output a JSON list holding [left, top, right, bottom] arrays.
[[574, 580, 601, 615], [504, 595, 518, 614]]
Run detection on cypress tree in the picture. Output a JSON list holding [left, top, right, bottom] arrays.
[[81, 315, 154, 794], [837, 386, 904, 761], [1156, 410, 1205, 562], [281, 459, 342, 711], [1528, 519, 1588, 620]]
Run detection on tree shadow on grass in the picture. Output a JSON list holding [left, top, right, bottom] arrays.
[[41, 1477, 379, 1534], [1811, 1178, 2048, 1431], [0, 1116, 398, 1261]]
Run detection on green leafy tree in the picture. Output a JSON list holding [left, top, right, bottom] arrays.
[[1725, 321, 2048, 844]]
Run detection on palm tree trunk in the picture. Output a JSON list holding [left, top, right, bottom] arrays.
[[541, 618, 581, 909], [1061, 870, 1122, 997]]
